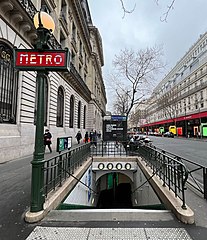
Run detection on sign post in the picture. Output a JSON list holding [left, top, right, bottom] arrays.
[[14, 11, 70, 214]]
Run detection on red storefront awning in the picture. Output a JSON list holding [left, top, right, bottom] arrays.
[[141, 111, 207, 127]]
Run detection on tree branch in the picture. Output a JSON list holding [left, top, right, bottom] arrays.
[[160, 0, 176, 22], [120, 0, 136, 18]]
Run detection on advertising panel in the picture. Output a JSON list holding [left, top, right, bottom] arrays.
[[103, 115, 127, 141], [56, 136, 72, 153]]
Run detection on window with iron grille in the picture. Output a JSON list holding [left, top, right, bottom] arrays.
[[56, 86, 64, 127], [83, 105, 86, 129], [69, 95, 74, 128], [77, 101, 81, 128], [0, 42, 18, 124]]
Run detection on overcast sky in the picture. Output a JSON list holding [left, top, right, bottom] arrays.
[[88, 0, 207, 111]]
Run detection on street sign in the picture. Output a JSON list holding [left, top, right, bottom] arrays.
[[14, 48, 70, 71]]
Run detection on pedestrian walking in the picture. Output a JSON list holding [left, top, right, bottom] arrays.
[[76, 131, 82, 144], [44, 129, 52, 153], [89, 129, 93, 143], [92, 130, 98, 148], [85, 131, 89, 143]]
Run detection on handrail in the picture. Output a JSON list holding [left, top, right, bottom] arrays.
[[152, 145, 207, 199], [43, 143, 91, 197], [137, 144, 189, 209]]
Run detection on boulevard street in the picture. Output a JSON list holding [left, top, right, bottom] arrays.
[[148, 136, 207, 167]]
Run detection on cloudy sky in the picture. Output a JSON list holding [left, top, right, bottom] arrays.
[[88, 0, 207, 110]]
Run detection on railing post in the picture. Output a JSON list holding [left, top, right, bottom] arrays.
[[181, 165, 187, 209], [204, 167, 207, 200], [162, 152, 166, 187], [58, 154, 63, 187]]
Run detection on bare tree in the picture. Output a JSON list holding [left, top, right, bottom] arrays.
[[120, 0, 176, 21], [111, 46, 165, 117], [113, 88, 131, 115], [156, 89, 178, 124]]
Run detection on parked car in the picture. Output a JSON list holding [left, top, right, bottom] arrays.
[[163, 132, 174, 138]]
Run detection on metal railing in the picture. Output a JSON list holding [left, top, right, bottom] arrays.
[[137, 144, 189, 209], [151, 146, 207, 200], [90, 141, 130, 157], [43, 143, 91, 197], [41, 140, 205, 211]]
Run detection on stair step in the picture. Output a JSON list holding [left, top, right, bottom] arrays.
[[44, 209, 174, 222]]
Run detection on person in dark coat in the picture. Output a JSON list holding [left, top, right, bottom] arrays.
[[89, 130, 93, 143], [44, 129, 52, 153], [76, 131, 82, 144], [85, 131, 89, 143], [92, 130, 97, 147]]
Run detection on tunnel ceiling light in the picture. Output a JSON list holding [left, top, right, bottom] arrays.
[[116, 163, 122, 170], [125, 163, 131, 170], [98, 163, 105, 170], [107, 163, 113, 170]]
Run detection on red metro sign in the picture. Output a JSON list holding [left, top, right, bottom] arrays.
[[14, 49, 70, 71]]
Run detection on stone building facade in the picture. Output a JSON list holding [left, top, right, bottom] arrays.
[[140, 32, 207, 137], [0, 0, 107, 162]]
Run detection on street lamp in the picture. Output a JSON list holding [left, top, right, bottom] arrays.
[[30, 11, 55, 213]]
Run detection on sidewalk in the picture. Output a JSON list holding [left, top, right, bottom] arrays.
[[25, 185, 207, 240]]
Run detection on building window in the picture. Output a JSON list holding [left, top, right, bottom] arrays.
[[69, 95, 74, 128], [83, 105, 86, 129], [79, 64, 82, 76], [72, 22, 76, 43], [71, 51, 75, 64], [41, 0, 51, 13], [56, 86, 64, 127], [200, 91, 203, 100], [0, 42, 18, 124], [60, 0, 67, 25], [77, 101, 81, 128], [60, 32, 66, 48], [79, 40, 83, 57]]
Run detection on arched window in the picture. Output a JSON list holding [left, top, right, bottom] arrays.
[[56, 86, 64, 127], [77, 101, 81, 128], [69, 95, 74, 128], [0, 41, 18, 124], [83, 105, 86, 129]]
